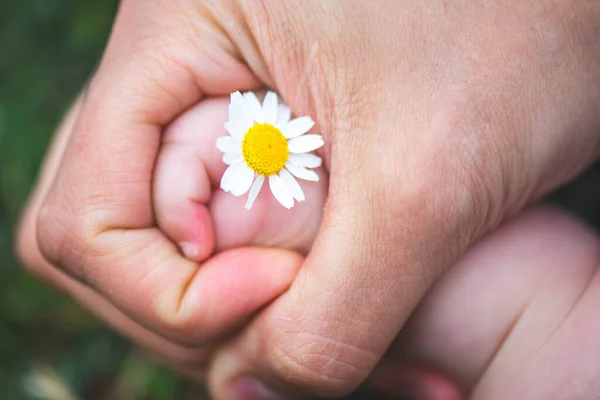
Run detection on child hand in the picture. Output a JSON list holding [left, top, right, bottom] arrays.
[[366, 206, 600, 399], [153, 95, 328, 261]]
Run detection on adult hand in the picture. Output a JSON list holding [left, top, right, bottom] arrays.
[[16, 1, 600, 399]]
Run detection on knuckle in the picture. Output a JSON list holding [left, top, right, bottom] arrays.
[[441, 96, 529, 236], [268, 329, 377, 396], [34, 185, 118, 281], [152, 290, 217, 348], [115, 241, 207, 346], [36, 203, 74, 266], [151, 281, 201, 344], [341, 95, 514, 264], [15, 210, 48, 278], [35, 199, 89, 280]]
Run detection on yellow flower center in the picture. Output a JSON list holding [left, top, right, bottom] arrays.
[[242, 123, 289, 176]]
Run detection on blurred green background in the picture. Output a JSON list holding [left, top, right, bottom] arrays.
[[0, 1, 196, 399], [0, 1, 599, 400]]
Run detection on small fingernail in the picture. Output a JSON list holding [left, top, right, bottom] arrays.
[[225, 377, 285, 400], [179, 241, 199, 259]]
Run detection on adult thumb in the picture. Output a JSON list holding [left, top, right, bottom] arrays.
[[208, 117, 478, 399]]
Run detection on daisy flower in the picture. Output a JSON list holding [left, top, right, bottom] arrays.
[[217, 91, 324, 210]]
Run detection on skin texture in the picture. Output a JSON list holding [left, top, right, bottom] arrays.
[[15, 0, 600, 398], [368, 206, 600, 400]]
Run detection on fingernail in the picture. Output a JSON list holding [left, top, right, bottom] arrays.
[[179, 241, 199, 259], [225, 377, 285, 400]]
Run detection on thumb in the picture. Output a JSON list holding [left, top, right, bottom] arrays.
[[208, 111, 479, 398]]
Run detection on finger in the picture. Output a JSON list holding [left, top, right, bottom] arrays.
[[33, 0, 301, 346], [152, 98, 218, 262], [377, 206, 600, 398], [153, 96, 328, 260], [16, 95, 210, 379], [368, 364, 463, 400]]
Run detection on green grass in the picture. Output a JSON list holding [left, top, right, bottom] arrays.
[[0, 1, 189, 398]]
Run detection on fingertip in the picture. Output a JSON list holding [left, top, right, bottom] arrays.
[[369, 364, 464, 400], [180, 202, 215, 261], [179, 241, 202, 260], [176, 218, 214, 261], [180, 247, 303, 343], [159, 195, 215, 262], [196, 247, 302, 305]]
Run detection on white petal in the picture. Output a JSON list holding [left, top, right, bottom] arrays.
[[287, 134, 324, 153], [220, 163, 239, 192], [220, 162, 254, 196], [279, 169, 305, 202], [285, 162, 319, 182], [222, 152, 243, 165], [225, 118, 253, 141], [226, 97, 254, 140], [269, 175, 294, 209], [245, 175, 265, 210], [262, 92, 278, 125], [281, 117, 315, 139], [229, 91, 252, 122], [243, 92, 264, 123], [275, 104, 292, 127], [230, 91, 249, 114], [288, 153, 322, 168], [216, 136, 241, 154]]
